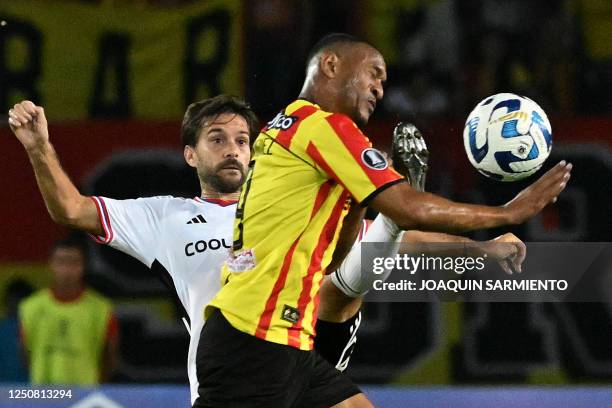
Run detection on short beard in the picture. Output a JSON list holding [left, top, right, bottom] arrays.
[[204, 171, 245, 194], [199, 159, 246, 194]]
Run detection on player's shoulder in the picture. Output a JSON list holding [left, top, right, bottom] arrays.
[[155, 196, 237, 206], [128, 195, 200, 211], [100, 194, 181, 208], [299, 104, 362, 138], [323, 112, 363, 136], [292, 100, 349, 122], [134, 195, 183, 204]]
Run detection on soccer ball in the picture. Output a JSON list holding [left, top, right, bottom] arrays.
[[463, 93, 552, 182]]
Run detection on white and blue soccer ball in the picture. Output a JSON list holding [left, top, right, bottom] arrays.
[[463, 93, 553, 182]]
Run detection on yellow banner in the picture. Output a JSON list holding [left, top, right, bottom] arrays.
[[0, 0, 243, 119]]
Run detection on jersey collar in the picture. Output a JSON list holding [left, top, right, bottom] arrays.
[[194, 197, 237, 207]]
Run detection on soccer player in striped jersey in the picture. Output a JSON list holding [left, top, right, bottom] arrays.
[[198, 33, 571, 407]]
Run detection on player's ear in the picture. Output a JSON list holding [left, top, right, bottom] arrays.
[[184, 145, 197, 168], [320, 52, 339, 79]]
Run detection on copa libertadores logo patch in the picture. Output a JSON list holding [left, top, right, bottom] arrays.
[[361, 148, 388, 170]]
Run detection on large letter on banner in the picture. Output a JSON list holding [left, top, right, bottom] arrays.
[[0, 1, 242, 119]]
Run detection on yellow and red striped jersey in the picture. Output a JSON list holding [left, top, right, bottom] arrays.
[[207, 99, 404, 350]]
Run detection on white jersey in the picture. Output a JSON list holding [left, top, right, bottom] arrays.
[[91, 195, 235, 405]]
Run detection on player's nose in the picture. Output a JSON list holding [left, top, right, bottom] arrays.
[[372, 80, 384, 101], [224, 142, 240, 158]]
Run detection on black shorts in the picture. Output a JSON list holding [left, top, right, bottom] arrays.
[[193, 309, 361, 408]]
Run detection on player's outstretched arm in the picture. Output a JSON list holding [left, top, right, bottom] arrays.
[[8, 101, 102, 235], [331, 216, 527, 299], [370, 160, 571, 233], [401, 231, 526, 275]]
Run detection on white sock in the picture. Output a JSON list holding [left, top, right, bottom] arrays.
[[331, 214, 403, 297]]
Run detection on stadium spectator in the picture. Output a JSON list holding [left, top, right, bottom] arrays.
[[18, 236, 119, 385]]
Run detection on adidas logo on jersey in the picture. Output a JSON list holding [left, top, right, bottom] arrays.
[[187, 215, 207, 224]]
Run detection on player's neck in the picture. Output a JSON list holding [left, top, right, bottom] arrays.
[[200, 188, 240, 202], [299, 84, 339, 113]]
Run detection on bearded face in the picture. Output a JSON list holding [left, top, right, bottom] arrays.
[[184, 112, 251, 196]]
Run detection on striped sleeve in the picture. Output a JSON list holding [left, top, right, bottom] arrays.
[[90, 196, 114, 244], [306, 113, 404, 204]]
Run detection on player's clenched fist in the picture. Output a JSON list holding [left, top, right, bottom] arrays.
[[8, 101, 49, 152], [483, 232, 527, 275]]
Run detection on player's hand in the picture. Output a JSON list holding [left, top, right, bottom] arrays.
[[479, 233, 526, 275], [392, 122, 429, 192], [8, 101, 50, 152], [503, 161, 572, 224]]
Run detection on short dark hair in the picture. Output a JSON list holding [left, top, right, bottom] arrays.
[[306, 33, 372, 67], [181, 95, 260, 147]]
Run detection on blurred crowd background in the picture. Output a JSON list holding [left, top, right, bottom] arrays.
[[1, 0, 612, 389]]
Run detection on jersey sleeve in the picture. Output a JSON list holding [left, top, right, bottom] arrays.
[[90, 196, 166, 267], [306, 113, 404, 205]]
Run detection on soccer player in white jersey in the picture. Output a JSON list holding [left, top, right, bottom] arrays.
[[8, 96, 256, 405], [9, 96, 526, 406]]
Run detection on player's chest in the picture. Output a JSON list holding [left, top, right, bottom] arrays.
[[169, 207, 234, 265]]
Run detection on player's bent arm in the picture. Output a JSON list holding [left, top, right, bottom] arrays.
[[401, 230, 473, 255], [371, 182, 508, 233], [27, 143, 102, 235], [401, 230, 526, 274], [371, 161, 570, 233], [9, 101, 102, 235]]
